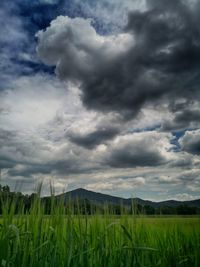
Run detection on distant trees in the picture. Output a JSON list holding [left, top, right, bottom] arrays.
[[1, 185, 10, 193], [143, 205, 156, 215], [0, 184, 199, 215], [176, 205, 197, 215]]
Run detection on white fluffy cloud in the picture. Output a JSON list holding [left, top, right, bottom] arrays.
[[36, 15, 133, 81]]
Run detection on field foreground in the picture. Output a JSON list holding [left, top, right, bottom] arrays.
[[0, 201, 199, 267]]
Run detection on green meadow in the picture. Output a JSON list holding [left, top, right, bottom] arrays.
[[0, 196, 199, 267]]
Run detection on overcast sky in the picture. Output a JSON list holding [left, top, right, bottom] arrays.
[[0, 0, 200, 201]]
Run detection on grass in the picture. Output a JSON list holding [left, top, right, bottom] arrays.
[[0, 196, 199, 267]]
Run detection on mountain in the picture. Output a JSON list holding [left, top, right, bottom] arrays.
[[57, 188, 127, 205], [56, 188, 200, 208]]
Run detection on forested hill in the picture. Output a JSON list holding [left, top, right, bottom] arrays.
[[57, 188, 200, 208], [0, 185, 200, 215]]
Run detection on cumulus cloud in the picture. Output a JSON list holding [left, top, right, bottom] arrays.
[[180, 130, 200, 155], [36, 16, 133, 79], [104, 132, 174, 168], [37, 0, 200, 122], [68, 126, 120, 149], [162, 100, 200, 131]]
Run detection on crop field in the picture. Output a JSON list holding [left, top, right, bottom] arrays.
[[0, 199, 199, 267]]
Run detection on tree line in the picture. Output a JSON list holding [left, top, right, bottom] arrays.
[[0, 185, 199, 215]]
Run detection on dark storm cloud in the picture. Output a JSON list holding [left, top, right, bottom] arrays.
[[162, 98, 200, 131], [103, 132, 169, 168], [68, 127, 120, 149], [106, 144, 165, 168], [7, 160, 91, 177], [37, 0, 200, 121], [173, 110, 200, 125], [0, 158, 16, 170], [162, 109, 200, 131], [180, 130, 200, 155]]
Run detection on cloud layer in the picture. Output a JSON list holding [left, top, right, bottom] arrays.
[[180, 130, 200, 155], [0, 0, 200, 200], [37, 0, 200, 124]]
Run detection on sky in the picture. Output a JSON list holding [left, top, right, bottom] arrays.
[[0, 0, 200, 201]]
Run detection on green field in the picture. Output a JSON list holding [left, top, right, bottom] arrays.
[[0, 199, 199, 267]]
